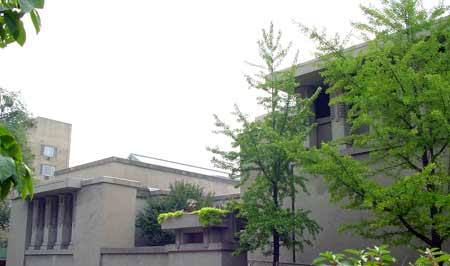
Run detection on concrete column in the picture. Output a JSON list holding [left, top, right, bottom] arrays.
[[41, 197, 53, 249], [66, 192, 77, 249], [30, 198, 44, 249], [6, 199, 29, 266], [73, 178, 138, 266], [24, 200, 33, 249], [330, 91, 348, 151], [54, 194, 66, 249]]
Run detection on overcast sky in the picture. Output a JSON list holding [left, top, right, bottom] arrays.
[[0, 0, 445, 169]]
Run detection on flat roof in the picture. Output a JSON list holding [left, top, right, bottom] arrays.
[[55, 156, 239, 185]]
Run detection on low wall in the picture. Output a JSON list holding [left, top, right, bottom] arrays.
[[100, 247, 168, 266], [24, 250, 74, 266]]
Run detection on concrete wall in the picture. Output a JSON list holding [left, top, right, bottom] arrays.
[[27, 117, 72, 180], [56, 158, 239, 195], [100, 247, 168, 266], [24, 251, 73, 266]]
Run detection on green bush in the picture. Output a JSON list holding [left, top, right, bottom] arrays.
[[313, 246, 450, 266], [136, 181, 214, 246]]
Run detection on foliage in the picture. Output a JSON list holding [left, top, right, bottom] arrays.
[[301, 0, 450, 249], [313, 245, 395, 266], [0, 88, 35, 166], [209, 23, 321, 265], [158, 207, 229, 227], [164, 180, 214, 211], [136, 181, 214, 246], [313, 246, 450, 266], [192, 207, 228, 226], [157, 210, 183, 224], [0, 0, 44, 47], [0, 124, 33, 199], [0, 0, 44, 201]]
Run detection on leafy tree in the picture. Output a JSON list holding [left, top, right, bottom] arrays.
[[136, 181, 214, 246], [0, 88, 35, 166], [209, 23, 321, 266], [301, 0, 450, 250], [0, 0, 44, 200]]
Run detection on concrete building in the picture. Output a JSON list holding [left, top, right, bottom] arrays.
[[6, 176, 244, 266], [55, 156, 239, 196], [27, 117, 72, 181]]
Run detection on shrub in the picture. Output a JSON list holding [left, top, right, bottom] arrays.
[[136, 181, 214, 246], [313, 246, 450, 266]]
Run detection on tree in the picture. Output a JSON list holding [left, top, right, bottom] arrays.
[[136, 181, 214, 246], [301, 0, 450, 250], [0, 0, 45, 200], [209, 23, 321, 266], [0, 88, 35, 166]]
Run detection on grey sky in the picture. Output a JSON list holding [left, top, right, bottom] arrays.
[[0, 0, 444, 169]]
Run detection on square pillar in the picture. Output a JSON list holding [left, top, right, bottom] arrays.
[[41, 197, 52, 249], [54, 194, 66, 249], [30, 198, 45, 249], [25, 200, 33, 249]]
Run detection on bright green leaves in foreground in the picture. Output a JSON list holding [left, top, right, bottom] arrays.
[[313, 246, 450, 266], [0, 0, 44, 47], [0, 124, 33, 199]]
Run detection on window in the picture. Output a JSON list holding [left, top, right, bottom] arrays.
[[42, 145, 56, 158], [314, 89, 331, 119], [183, 232, 204, 244], [40, 164, 56, 177]]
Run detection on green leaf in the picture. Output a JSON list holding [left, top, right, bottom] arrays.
[[4, 11, 26, 46], [0, 155, 16, 181], [30, 10, 40, 33], [19, 0, 34, 13], [29, 0, 44, 9]]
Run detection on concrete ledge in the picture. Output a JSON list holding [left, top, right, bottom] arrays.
[[25, 249, 73, 255], [161, 213, 228, 230], [11, 177, 82, 199], [166, 242, 239, 253], [80, 176, 142, 188], [100, 246, 167, 254]]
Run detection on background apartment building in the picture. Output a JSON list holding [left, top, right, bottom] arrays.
[[27, 117, 72, 180]]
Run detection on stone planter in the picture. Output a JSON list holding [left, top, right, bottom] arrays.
[[161, 212, 229, 230]]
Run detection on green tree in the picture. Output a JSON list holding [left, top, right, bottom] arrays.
[[136, 181, 214, 246], [0, 201, 9, 247], [209, 23, 321, 266], [0, 0, 44, 200], [0, 88, 35, 166], [302, 0, 450, 250]]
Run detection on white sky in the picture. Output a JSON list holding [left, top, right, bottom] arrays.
[[0, 0, 445, 169]]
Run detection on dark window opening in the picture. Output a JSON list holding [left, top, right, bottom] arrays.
[[183, 232, 204, 244], [314, 89, 330, 119]]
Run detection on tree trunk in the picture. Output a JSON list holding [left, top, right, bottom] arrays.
[[272, 181, 280, 266], [273, 229, 280, 266]]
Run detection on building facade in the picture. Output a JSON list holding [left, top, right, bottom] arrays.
[[55, 156, 239, 196], [27, 117, 72, 180]]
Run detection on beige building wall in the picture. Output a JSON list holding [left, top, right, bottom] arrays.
[[55, 157, 239, 196], [27, 117, 72, 180]]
